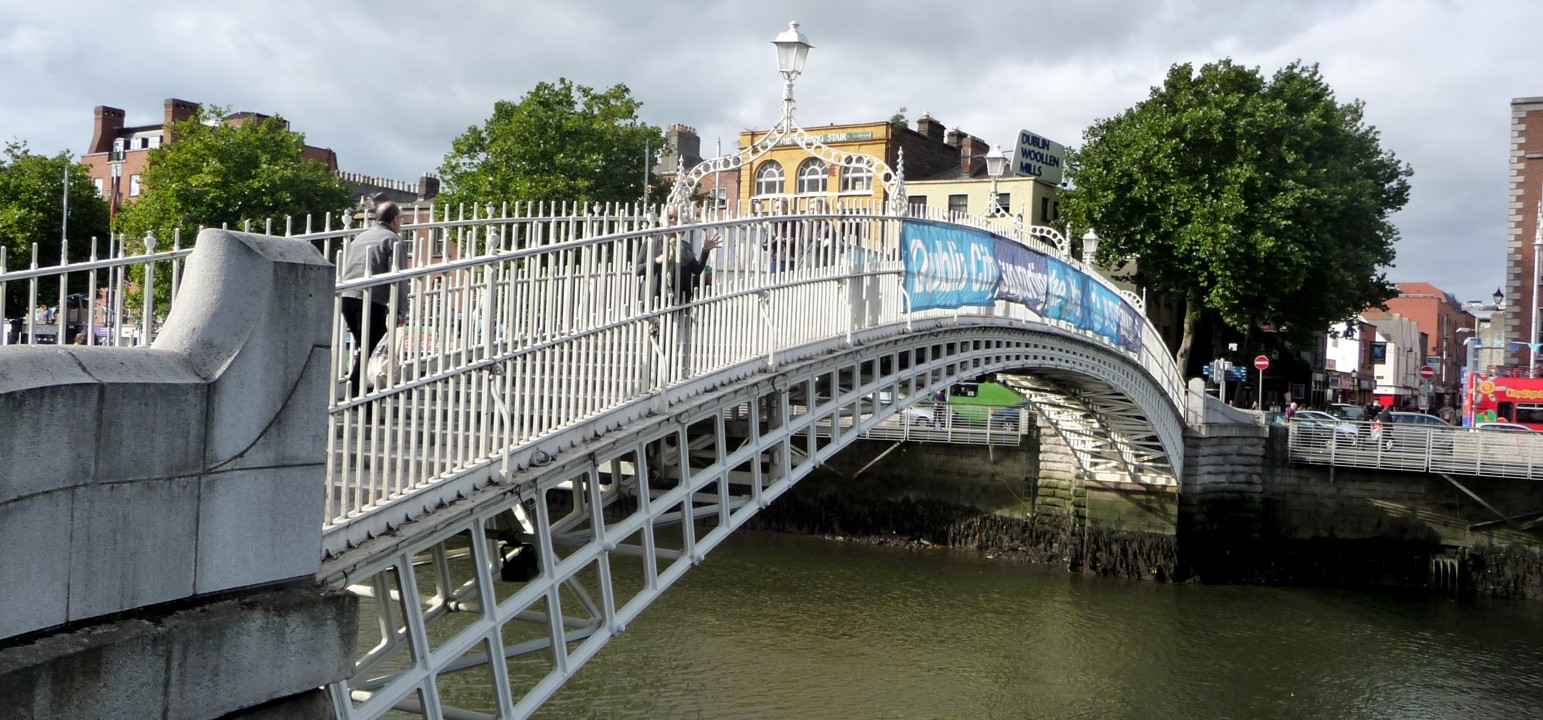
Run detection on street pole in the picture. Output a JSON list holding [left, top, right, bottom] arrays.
[[1257, 368, 1263, 410], [1220, 363, 1228, 406], [1533, 201, 1542, 376], [61, 162, 69, 250]]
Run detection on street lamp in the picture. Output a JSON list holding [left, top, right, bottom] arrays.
[[1534, 201, 1542, 376], [1082, 229, 1100, 266], [1457, 330, 1482, 377], [667, 21, 905, 214], [982, 145, 1015, 220], [1492, 287, 1508, 376], [772, 21, 812, 106]]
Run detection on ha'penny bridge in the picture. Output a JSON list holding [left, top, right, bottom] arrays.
[[4, 22, 1540, 720]]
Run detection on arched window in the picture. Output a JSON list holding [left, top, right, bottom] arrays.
[[754, 161, 784, 196], [840, 157, 872, 193], [796, 158, 828, 194]]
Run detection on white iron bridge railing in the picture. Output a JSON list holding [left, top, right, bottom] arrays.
[[0, 200, 1185, 554], [1287, 417, 1543, 479]]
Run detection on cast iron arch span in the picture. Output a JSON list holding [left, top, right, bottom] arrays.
[[323, 319, 1186, 718]]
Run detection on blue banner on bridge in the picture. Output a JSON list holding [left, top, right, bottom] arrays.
[[901, 221, 1000, 311], [900, 221, 1143, 354], [993, 237, 1047, 314]]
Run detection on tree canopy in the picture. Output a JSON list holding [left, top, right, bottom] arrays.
[[438, 79, 667, 208], [0, 141, 110, 260], [0, 142, 110, 310], [1062, 59, 1411, 372], [119, 105, 350, 243]]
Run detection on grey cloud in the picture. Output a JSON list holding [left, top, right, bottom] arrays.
[[2, 0, 1532, 305]]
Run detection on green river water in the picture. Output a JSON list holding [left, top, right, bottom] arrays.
[[468, 530, 1543, 720]]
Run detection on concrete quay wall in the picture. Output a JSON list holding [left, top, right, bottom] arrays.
[[761, 415, 1543, 596]]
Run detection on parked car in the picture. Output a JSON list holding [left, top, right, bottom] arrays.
[[1474, 422, 1540, 434], [1377, 411, 1454, 451], [874, 391, 940, 427], [989, 401, 1034, 432], [1328, 403, 1367, 421], [1291, 410, 1361, 446]]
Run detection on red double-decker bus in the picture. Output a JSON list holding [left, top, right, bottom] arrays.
[[1463, 371, 1543, 429]]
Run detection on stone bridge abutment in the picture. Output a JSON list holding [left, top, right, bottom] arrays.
[[0, 229, 355, 719]]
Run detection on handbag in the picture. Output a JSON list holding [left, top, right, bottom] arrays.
[[366, 333, 394, 390]]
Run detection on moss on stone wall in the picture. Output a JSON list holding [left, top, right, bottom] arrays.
[[748, 478, 1183, 582]]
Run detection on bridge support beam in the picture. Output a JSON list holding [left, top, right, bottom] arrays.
[[0, 229, 351, 718]]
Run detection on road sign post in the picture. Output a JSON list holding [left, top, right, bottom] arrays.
[[1254, 355, 1270, 409]]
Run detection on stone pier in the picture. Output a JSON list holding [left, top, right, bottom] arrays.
[[0, 229, 356, 719]]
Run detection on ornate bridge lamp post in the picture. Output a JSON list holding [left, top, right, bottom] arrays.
[[773, 20, 812, 122], [1081, 228, 1100, 266], [664, 22, 907, 214], [984, 145, 1008, 214], [981, 145, 1027, 236]]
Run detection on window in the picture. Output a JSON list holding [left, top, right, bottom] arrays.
[[996, 193, 1011, 214], [1040, 197, 1050, 223], [948, 194, 968, 215], [1051, 199, 1060, 222], [796, 158, 828, 194], [840, 157, 872, 193], [754, 161, 784, 196], [129, 174, 141, 196], [148, 136, 161, 149], [908, 196, 927, 212], [93, 178, 103, 197], [711, 187, 728, 209]]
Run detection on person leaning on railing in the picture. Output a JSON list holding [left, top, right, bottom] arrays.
[[339, 200, 407, 398], [636, 208, 722, 305]]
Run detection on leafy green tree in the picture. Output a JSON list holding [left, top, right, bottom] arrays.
[[439, 79, 666, 209], [1062, 60, 1410, 373], [0, 141, 110, 311], [119, 105, 350, 244]]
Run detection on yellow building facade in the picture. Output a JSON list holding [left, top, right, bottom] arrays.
[[733, 116, 1062, 224], [735, 120, 897, 212], [905, 175, 1061, 226]]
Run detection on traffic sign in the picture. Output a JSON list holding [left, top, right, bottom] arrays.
[[1253, 355, 1270, 370], [1419, 365, 1435, 380]]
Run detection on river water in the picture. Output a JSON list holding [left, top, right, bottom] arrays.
[[516, 531, 1543, 720]]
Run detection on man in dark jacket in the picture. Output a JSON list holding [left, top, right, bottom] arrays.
[[340, 201, 406, 398]]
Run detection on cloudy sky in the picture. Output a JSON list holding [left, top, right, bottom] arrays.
[[3, 0, 1535, 304]]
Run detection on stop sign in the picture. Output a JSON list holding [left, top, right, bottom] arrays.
[[1253, 355, 1270, 370], [1419, 365, 1435, 380]]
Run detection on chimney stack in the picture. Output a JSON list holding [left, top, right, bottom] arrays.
[[163, 98, 200, 143], [916, 113, 946, 142], [959, 134, 989, 175], [88, 106, 126, 154]]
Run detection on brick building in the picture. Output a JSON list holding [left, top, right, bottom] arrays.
[[1505, 96, 1543, 372], [1377, 282, 1474, 406], [81, 98, 338, 214], [655, 124, 739, 209]]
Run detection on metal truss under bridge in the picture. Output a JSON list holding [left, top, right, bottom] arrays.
[[1, 200, 1190, 718]]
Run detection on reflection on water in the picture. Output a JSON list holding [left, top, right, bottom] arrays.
[[430, 531, 1543, 719]]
